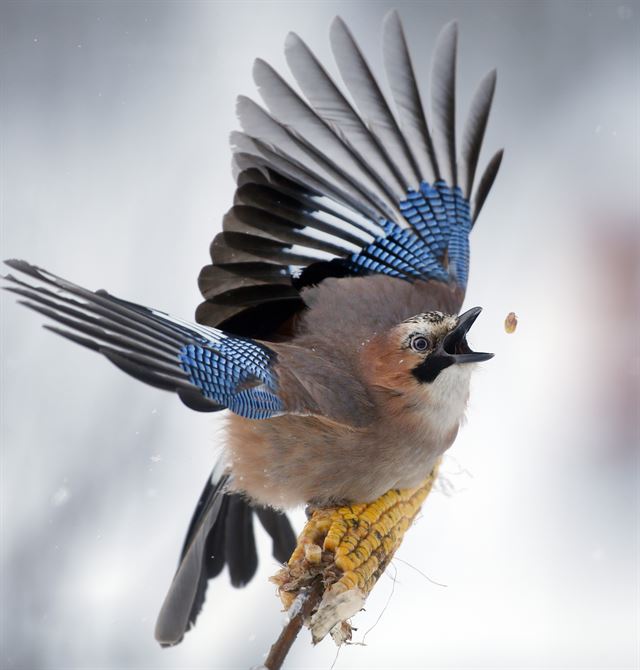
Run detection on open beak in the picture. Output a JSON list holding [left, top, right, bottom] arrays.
[[442, 306, 494, 364]]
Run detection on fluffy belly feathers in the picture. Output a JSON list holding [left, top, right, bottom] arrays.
[[225, 409, 458, 508]]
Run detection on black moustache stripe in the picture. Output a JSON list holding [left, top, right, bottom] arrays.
[[411, 355, 454, 384]]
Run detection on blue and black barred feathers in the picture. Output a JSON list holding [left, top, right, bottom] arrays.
[[348, 181, 471, 286], [3, 260, 284, 418], [178, 338, 283, 419], [197, 12, 502, 334]]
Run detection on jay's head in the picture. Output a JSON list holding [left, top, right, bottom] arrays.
[[403, 307, 494, 384], [363, 307, 493, 393]]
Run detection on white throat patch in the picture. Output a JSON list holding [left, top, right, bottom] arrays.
[[418, 364, 473, 435]]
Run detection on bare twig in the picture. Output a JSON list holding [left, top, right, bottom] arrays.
[[264, 579, 324, 670]]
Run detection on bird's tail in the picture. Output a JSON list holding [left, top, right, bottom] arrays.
[[155, 459, 297, 646]]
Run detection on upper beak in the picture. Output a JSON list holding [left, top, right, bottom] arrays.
[[442, 306, 494, 364]]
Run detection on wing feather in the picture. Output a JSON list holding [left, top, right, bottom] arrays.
[[382, 9, 440, 183], [330, 16, 422, 187], [430, 21, 458, 186], [252, 58, 401, 215], [472, 148, 503, 222], [285, 31, 407, 198], [460, 69, 497, 199], [198, 15, 502, 337]]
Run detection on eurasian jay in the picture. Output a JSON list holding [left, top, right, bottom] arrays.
[[5, 11, 502, 647]]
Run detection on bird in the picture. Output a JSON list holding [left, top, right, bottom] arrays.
[[4, 10, 502, 648]]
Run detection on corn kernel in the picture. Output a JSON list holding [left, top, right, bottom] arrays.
[[271, 460, 441, 644], [504, 311, 518, 333]]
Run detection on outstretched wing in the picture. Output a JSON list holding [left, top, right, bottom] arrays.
[[4, 260, 373, 426], [197, 12, 503, 337]]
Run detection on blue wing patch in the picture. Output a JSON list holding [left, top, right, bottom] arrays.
[[179, 338, 284, 420], [347, 180, 472, 287]]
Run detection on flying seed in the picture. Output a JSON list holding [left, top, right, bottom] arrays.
[[504, 312, 518, 334]]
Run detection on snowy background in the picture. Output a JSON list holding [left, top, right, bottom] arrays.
[[1, 1, 638, 668]]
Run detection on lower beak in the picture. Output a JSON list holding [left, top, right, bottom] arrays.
[[442, 306, 494, 364]]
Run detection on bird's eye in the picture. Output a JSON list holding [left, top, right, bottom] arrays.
[[410, 335, 430, 352]]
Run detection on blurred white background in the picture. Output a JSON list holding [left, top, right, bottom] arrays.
[[1, 1, 638, 668]]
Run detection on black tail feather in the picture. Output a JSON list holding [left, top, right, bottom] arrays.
[[155, 465, 297, 647], [255, 506, 298, 565], [225, 495, 259, 587]]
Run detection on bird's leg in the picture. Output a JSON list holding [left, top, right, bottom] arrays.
[[270, 459, 441, 648], [304, 503, 318, 520]]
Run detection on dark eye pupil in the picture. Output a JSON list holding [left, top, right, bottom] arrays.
[[412, 336, 428, 351]]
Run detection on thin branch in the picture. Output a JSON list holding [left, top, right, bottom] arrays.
[[264, 579, 324, 670]]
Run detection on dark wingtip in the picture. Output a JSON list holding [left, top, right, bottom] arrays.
[[382, 10, 404, 51], [284, 30, 306, 56], [3, 259, 48, 283], [442, 18, 459, 34], [4, 258, 32, 271], [329, 15, 351, 44], [432, 20, 459, 54], [384, 7, 401, 23], [472, 147, 504, 222], [251, 58, 267, 82]]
